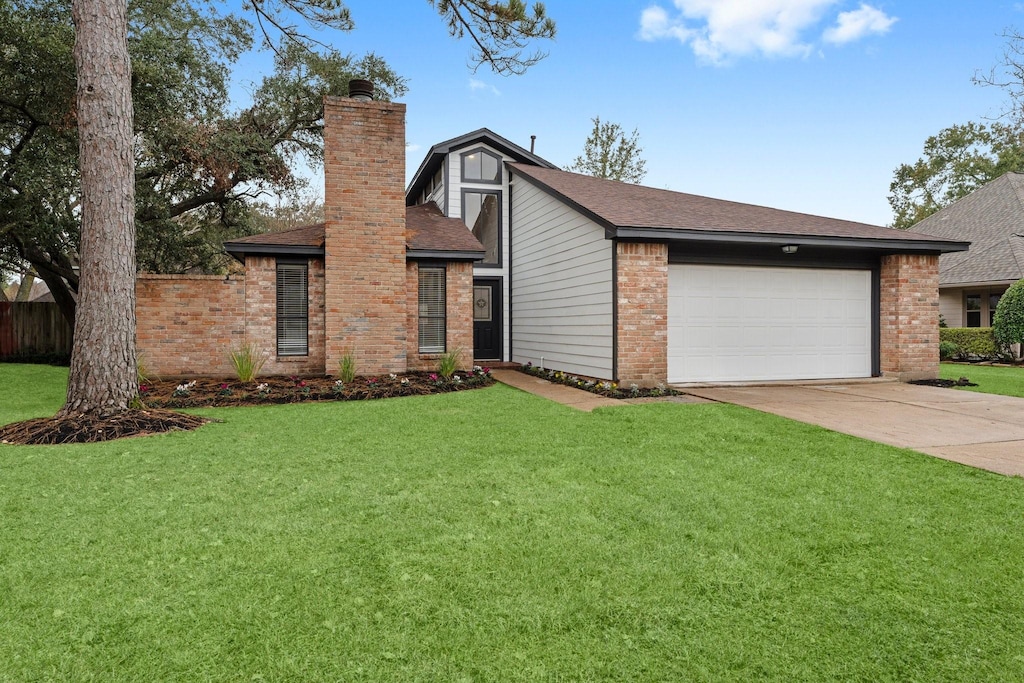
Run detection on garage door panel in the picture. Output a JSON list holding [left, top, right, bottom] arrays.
[[668, 265, 872, 383]]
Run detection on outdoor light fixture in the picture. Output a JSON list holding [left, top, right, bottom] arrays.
[[781, 245, 799, 254]]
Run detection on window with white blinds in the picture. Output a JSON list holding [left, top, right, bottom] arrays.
[[276, 260, 308, 356], [418, 266, 446, 354]]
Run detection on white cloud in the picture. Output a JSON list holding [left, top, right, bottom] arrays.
[[823, 4, 896, 44], [468, 78, 501, 96], [638, 0, 895, 63]]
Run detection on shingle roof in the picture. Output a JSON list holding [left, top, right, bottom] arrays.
[[406, 202, 485, 257], [223, 205, 483, 260], [909, 172, 1024, 285], [225, 223, 326, 249], [508, 164, 967, 251]]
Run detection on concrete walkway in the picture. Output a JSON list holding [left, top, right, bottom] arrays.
[[490, 369, 622, 411], [684, 383, 1024, 477]]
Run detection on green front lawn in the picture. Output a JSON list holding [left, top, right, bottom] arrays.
[[941, 362, 1024, 398], [3, 364, 1024, 680]]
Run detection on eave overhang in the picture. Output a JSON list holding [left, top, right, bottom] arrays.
[[224, 244, 326, 263], [612, 227, 971, 254], [406, 248, 486, 261]]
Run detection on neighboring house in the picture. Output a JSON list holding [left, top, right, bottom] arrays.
[[3, 280, 54, 302], [906, 172, 1024, 328], [136, 84, 968, 384]]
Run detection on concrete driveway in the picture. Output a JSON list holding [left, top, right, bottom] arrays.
[[683, 382, 1024, 477]]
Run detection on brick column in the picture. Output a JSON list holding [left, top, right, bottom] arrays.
[[616, 242, 668, 385], [879, 253, 940, 381], [322, 96, 408, 375]]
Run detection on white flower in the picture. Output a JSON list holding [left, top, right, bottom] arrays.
[[401, 378, 410, 385], [389, 373, 397, 380]]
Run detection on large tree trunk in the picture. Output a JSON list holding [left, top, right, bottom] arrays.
[[61, 0, 137, 417]]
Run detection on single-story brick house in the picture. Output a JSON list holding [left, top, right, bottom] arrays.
[[905, 172, 1024, 328], [137, 85, 969, 384]]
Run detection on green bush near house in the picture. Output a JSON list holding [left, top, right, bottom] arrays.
[[993, 278, 1024, 349], [939, 340, 959, 360], [939, 327, 999, 360]]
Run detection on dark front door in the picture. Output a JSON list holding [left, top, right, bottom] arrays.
[[473, 278, 501, 361]]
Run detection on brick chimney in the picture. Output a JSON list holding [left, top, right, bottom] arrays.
[[322, 87, 408, 375]]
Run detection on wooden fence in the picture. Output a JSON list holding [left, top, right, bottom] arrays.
[[0, 302, 73, 359]]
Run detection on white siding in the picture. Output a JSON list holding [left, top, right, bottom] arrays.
[[939, 288, 963, 327], [510, 178, 614, 378]]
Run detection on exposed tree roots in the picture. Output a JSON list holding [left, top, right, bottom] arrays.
[[0, 410, 212, 445]]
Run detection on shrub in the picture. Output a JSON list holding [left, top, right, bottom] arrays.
[[993, 279, 1024, 349], [939, 327, 999, 360], [939, 340, 959, 361], [437, 349, 462, 379], [229, 343, 268, 382], [338, 352, 357, 383], [137, 354, 152, 384]]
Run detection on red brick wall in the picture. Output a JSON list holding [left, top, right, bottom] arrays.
[[615, 242, 668, 385], [880, 253, 940, 380], [323, 96, 408, 375], [405, 261, 474, 372], [243, 256, 326, 376], [136, 274, 244, 377]]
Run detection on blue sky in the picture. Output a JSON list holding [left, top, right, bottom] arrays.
[[233, 1, 1022, 227]]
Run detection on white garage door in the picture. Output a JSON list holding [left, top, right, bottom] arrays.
[[667, 264, 872, 383]]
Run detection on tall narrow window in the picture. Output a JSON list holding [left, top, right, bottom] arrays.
[[965, 293, 981, 328], [419, 266, 446, 353], [463, 190, 500, 265], [277, 260, 308, 356]]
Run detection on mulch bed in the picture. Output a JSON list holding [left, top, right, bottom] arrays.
[[0, 410, 211, 446], [141, 370, 494, 409], [1, 370, 494, 446], [909, 376, 978, 388]]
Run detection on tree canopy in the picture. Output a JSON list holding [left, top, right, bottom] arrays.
[[565, 117, 647, 184], [888, 122, 1024, 229], [0, 0, 405, 323], [889, 29, 1024, 230]]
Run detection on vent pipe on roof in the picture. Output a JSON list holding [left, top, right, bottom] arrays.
[[348, 79, 374, 102], [530, 135, 536, 154]]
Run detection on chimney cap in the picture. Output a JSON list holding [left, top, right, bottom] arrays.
[[348, 79, 374, 102]]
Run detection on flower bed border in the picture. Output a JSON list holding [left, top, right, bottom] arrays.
[[519, 363, 679, 400], [141, 368, 494, 409]]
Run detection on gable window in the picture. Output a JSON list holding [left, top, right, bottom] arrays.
[[461, 148, 501, 184], [419, 266, 446, 353], [277, 260, 308, 356], [463, 190, 500, 265]]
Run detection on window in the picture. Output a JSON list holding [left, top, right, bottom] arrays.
[[990, 292, 1002, 326], [276, 260, 308, 355], [463, 190, 500, 265], [964, 289, 1005, 327], [965, 293, 981, 327], [418, 266, 446, 353], [461, 148, 501, 183]]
